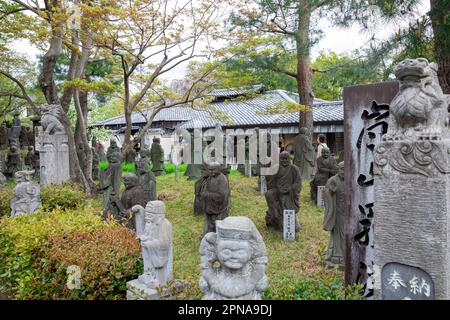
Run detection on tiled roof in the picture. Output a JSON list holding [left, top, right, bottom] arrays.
[[94, 89, 343, 129]]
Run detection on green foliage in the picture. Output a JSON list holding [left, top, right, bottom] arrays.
[[0, 188, 13, 217], [163, 163, 187, 174], [40, 184, 85, 211], [99, 160, 108, 170], [122, 162, 135, 173]]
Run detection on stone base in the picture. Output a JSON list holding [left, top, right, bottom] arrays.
[[126, 279, 188, 300]]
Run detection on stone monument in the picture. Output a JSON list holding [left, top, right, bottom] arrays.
[[106, 139, 122, 196], [150, 137, 165, 176], [36, 104, 70, 185], [136, 157, 157, 203], [264, 151, 301, 233], [127, 200, 173, 300], [195, 162, 231, 236], [199, 216, 268, 300], [310, 147, 338, 203], [10, 170, 41, 217], [323, 162, 345, 268], [373, 58, 450, 300], [293, 127, 315, 180]]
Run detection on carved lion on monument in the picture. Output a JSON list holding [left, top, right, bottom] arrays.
[[386, 58, 449, 140], [39, 104, 65, 135]]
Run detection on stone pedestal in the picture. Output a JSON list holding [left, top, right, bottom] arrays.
[[317, 186, 326, 208], [373, 138, 450, 299], [126, 279, 188, 300], [36, 132, 70, 185]]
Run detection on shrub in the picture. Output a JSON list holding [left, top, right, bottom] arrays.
[[0, 188, 14, 217], [122, 162, 135, 173], [40, 183, 85, 211], [163, 163, 187, 174], [0, 206, 143, 300]]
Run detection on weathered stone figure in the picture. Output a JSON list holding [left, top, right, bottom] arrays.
[[24, 146, 38, 170], [310, 147, 338, 203], [195, 162, 231, 236], [10, 170, 41, 217], [106, 139, 122, 196], [0, 124, 8, 149], [6, 142, 22, 177], [8, 114, 21, 144], [199, 216, 268, 300], [0, 172, 6, 188], [112, 173, 146, 229], [98, 166, 120, 222], [373, 58, 450, 300], [323, 162, 345, 268], [134, 201, 172, 285], [136, 157, 157, 203], [39, 104, 65, 135], [150, 137, 165, 176], [264, 151, 301, 232], [293, 127, 315, 180]]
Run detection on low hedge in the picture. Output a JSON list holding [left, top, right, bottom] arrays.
[[0, 208, 142, 299]]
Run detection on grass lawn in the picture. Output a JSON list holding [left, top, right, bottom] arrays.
[[118, 170, 360, 299]]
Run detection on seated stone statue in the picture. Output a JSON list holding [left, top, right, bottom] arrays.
[[150, 137, 165, 176], [264, 151, 301, 232], [310, 147, 338, 203], [323, 162, 345, 268], [195, 162, 231, 236], [10, 170, 41, 217], [131, 200, 173, 289], [6, 142, 22, 178], [199, 216, 268, 300]]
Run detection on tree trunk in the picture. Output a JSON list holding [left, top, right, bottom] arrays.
[[296, 2, 314, 134], [429, 0, 450, 94]]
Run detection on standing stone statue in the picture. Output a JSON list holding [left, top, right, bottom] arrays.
[[0, 124, 8, 149], [6, 142, 22, 178], [127, 200, 173, 299], [19, 126, 29, 148], [0, 172, 6, 188], [36, 104, 70, 185], [98, 165, 120, 222], [111, 173, 146, 230], [310, 147, 338, 203], [10, 170, 41, 217], [293, 127, 315, 180], [106, 139, 122, 196], [24, 146, 38, 170], [195, 162, 231, 236], [323, 162, 345, 268], [8, 114, 21, 145], [199, 216, 268, 300], [136, 157, 157, 203], [150, 137, 165, 176], [264, 151, 301, 232], [373, 58, 450, 300]]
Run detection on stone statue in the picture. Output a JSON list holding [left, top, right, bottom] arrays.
[[199, 216, 268, 300], [310, 147, 338, 203], [98, 165, 120, 222], [195, 162, 231, 236], [111, 173, 146, 230], [8, 114, 21, 144], [384, 58, 449, 140], [293, 127, 315, 180], [150, 137, 165, 176], [132, 200, 173, 288], [125, 148, 136, 164], [24, 146, 38, 170], [323, 162, 345, 268], [6, 142, 22, 178], [136, 157, 157, 203], [0, 172, 6, 188], [10, 170, 41, 217], [264, 151, 301, 232], [106, 139, 122, 196], [39, 104, 65, 135], [0, 124, 8, 149], [19, 126, 29, 148]]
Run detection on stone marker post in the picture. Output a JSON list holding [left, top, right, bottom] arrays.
[[260, 175, 267, 194], [373, 58, 450, 300], [317, 186, 326, 208], [283, 209, 295, 241]]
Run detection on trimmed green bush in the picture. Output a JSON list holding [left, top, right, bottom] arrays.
[[0, 208, 141, 299]]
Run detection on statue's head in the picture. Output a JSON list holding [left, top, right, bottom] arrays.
[[123, 173, 138, 189], [14, 170, 34, 183], [107, 149, 120, 163], [153, 137, 160, 143], [279, 151, 291, 167], [299, 127, 308, 135], [110, 139, 117, 148], [28, 146, 34, 152], [137, 159, 150, 173], [144, 200, 166, 223], [215, 217, 266, 270], [206, 162, 222, 177], [321, 147, 331, 159], [337, 161, 344, 179]]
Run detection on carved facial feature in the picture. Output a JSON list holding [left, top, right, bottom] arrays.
[[207, 164, 221, 177], [338, 163, 344, 179], [322, 149, 330, 159], [217, 240, 252, 270], [280, 151, 290, 167]]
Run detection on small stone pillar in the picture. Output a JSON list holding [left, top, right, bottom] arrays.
[[373, 58, 450, 300], [36, 132, 70, 185]]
